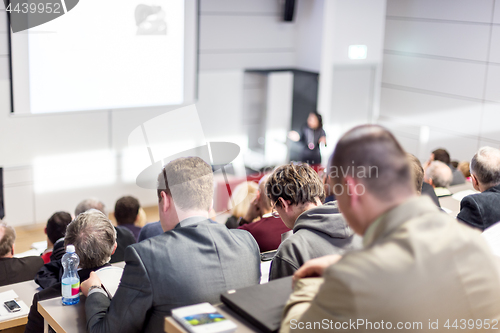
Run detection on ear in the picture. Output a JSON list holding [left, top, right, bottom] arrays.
[[111, 242, 117, 255], [427, 178, 434, 187], [44, 227, 47, 235], [345, 176, 361, 206], [11, 244, 14, 256], [278, 198, 292, 213], [471, 175, 480, 191], [159, 191, 171, 213]]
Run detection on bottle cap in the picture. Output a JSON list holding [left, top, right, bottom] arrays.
[[66, 245, 75, 253]]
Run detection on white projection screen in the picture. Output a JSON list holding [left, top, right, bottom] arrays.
[[10, 0, 197, 114]]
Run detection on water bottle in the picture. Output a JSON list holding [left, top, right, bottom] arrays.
[[61, 244, 80, 305]]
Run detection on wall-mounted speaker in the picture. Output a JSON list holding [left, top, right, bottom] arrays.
[[283, 0, 296, 22]]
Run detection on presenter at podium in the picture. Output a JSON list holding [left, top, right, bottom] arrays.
[[288, 111, 326, 165]]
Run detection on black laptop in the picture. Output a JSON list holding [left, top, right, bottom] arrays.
[[220, 276, 293, 333]]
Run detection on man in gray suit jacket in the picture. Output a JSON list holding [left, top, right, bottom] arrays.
[[82, 157, 261, 332]]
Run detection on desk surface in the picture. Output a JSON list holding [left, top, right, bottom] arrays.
[[0, 280, 41, 330], [39, 296, 86, 333], [439, 182, 475, 217]]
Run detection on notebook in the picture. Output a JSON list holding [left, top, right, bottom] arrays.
[[220, 276, 293, 333]]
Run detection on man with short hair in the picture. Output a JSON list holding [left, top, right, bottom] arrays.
[[82, 157, 261, 332], [76, 198, 135, 263], [41, 211, 72, 263], [238, 175, 291, 252], [458, 146, 500, 230], [266, 163, 360, 280], [114, 196, 142, 241], [25, 210, 117, 333], [0, 222, 43, 286], [279, 125, 500, 333], [424, 160, 453, 189], [429, 148, 466, 185], [407, 153, 440, 207]]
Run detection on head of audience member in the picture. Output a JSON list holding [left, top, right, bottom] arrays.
[[458, 161, 471, 178], [451, 160, 459, 169], [227, 181, 258, 219], [266, 163, 325, 229], [64, 209, 117, 269], [114, 196, 141, 226], [407, 153, 424, 195], [0, 222, 15, 258], [75, 198, 106, 216], [329, 125, 414, 236], [424, 161, 453, 188], [431, 148, 451, 165], [469, 146, 500, 192], [157, 157, 214, 232], [45, 211, 72, 248], [256, 175, 273, 215]]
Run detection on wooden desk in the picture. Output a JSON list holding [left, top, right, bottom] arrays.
[[164, 304, 260, 333], [38, 296, 86, 333], [439, 182, 475, 217], [0, 280, 40, 331]]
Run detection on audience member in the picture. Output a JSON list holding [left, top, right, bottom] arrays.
[[458, 147, 500, 230], [114, 196, 142, 241], [41, 211, 72, 263], [82, 157, 261, 332], [280, 125, 500, 333], [319, 168, 335, 203], [428, 148, 466, 185], [137, 220, 163, 242], [458, 160, 471, 179], [25, 209, 117, 333], [424, 160, 453, 189], [237, 175, 291, 252], [407, 153, 440, 207], [76, 198, 135, 263], [0, 222, 43, 286], [225, 181, 258, 229], [266, 163, 361, 280]]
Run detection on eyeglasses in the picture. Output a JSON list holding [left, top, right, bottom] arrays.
[[271, 202, 280, 219]]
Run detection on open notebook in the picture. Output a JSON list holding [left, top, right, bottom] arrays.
[[95, 266, 124, 299]]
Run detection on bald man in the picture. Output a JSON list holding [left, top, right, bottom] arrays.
[[237, 176, 291, 253], [458, 146, 500, 230], [424, 160, 453, 189], [280, 125, 500, 333]]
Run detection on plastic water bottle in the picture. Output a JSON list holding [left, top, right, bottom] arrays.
[[61, 244, 80, 305]]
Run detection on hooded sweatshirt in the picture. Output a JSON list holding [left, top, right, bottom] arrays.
[[269, 201, 362, 280]]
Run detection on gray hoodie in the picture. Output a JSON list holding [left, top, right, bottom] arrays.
[[269, 201, 362, 280]]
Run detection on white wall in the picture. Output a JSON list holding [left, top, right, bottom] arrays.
[[380, 0, 500, 162], [0, 0, 298, 226]]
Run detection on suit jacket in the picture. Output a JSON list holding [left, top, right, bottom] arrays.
[[457, 184, 500, 231], [0, 256, 43, 287], [280, 196, 500, 333], [111, 226, 136, 263], [25, 264, 110, 333], [85, 217, 261, 333]]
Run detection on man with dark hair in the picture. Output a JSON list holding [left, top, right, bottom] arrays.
[[266, 163, 360, 280], [75, 198, 135, 263], [82, 157, 260, 332], [428, 148, 465, 185], [114, 196, 142, 241], [25, 210, 117, 333], [41, 211, 72, 263], [279, 125, 500, 333], [458, 146, 500, 230], [0, 221, 43, 286]]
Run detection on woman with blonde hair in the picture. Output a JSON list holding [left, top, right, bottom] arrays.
[[225, 181, 259, 229]]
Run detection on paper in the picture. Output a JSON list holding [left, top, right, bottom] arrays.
[[0, 290, 29, 321], [95, 266, 124, 299], [452, 190, 478, 202]]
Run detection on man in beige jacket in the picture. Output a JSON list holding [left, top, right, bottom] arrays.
[[280, 125, 500, 332]]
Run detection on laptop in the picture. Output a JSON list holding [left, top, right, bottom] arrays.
[[220, 276, 293, 333]]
